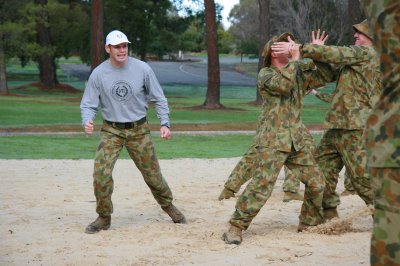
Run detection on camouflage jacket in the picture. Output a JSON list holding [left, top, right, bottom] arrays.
[[256, 61, 333, 152], [301, 44, 381, 129], [363, 0, 400, 167]]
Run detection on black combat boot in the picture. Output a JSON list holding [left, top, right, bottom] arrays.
[[85, 215, 111, 234]]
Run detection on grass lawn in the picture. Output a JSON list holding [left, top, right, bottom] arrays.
[[0, 133, 323, 159], [0, 58, 329, 159]]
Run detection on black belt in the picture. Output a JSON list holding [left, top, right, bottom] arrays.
[[104, 117, 147, 129]]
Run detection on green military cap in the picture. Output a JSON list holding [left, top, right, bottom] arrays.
[[353, 19, 372, 40], [262, 32, 295, 67]]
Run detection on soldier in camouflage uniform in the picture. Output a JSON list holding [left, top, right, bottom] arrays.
[[80, 30, 186, 234], [222, 32, 333, 245], [362, 1, 400, 264], [218, 143, 304, 202], [273, 21, 381, 219], [310, 89, 355, 196]]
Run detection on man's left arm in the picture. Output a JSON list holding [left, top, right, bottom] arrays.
[[145, 66, 171, 139]]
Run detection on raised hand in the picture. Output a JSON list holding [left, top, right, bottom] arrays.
[[287, 36, 300, 60], [311, 29, 328, 45], [271, 36, 300, 60]]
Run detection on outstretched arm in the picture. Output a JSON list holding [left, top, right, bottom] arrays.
[[272, 29, 329, 56]]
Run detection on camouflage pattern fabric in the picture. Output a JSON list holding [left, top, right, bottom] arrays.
[[230, 146, 324, 230], [301, 43, 381, 208], [362, 1, 400, 265], [285, 154, 355, 193], [282, 166, 300, 193], [369, 168, 400, 265], [316, 129, 373, 209], [301, 44, 381, 130], [228, 60, 332, 230], [254, 61, 333, 151], [224, 144, 258, 193], [224, 146, 302, 194], [343, 170, 354, 192], [93, 122, 173, 216], [315, 91, 333, 104], [313, 91, 355, 192]]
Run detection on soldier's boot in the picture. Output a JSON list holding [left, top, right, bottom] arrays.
[[85, 215, 111, 234], [222, 225, 242, 245], [297, 222, 314, 232], [340, 189, 356, 196], [218, 187, 235, 201], [162, 203, 187, 224], [283, 191, 304, 202], [323, 208, 339, 220]]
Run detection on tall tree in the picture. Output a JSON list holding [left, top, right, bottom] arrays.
[[228, 0, 259, 58], [105, 0, 171, 61], [0, 34, 6, 94], [35, 0, 58, 89], [256, 0, 270, 104], [90, 0, 104, 70], [1, 0, 38, 95], [271, 0, 346, 44], [203, 0, 222, 109]]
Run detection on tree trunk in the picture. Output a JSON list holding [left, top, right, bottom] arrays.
[[203, 0, 222, 109], [90, 0, 105, 71], [0, 37, 9, 95], [35, 0, 58, 89], [256, 0, 270, 104]]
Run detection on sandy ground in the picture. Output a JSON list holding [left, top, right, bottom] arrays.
[[0, 159, 372, 266]]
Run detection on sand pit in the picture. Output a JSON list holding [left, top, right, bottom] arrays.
[[0, 159, 372, 265]]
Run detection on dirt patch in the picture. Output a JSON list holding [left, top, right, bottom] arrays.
[[307, 207, 373, 235]]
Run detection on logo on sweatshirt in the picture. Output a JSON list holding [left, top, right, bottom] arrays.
[[111, 80, 133, 102]]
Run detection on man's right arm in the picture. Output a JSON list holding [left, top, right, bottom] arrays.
[[301, 44, 375, 66], [80, 76, 100, 132]]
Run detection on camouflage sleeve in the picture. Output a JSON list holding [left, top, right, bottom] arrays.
[[301, 44, 375, 67], [299, 61, 335, 93], [315, 92, 333, 103], [257, 63, 296, 96]]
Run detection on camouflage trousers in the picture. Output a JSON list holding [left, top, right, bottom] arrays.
[[282, 166, 300, 193], [224, 144, 257, 193], [370, 168, 400, 266], [229, 145, 325, 230], [315, 129, 373, 209], [284, 166, 355, 193], [92, 122, 173, 217], [343, 170, 354, 191], [224, 144, 301, 193]]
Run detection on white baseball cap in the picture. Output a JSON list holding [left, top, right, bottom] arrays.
[[105, 30, 131, 45]]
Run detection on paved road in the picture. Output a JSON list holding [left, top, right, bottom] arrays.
[[61, 56, 257, 87]]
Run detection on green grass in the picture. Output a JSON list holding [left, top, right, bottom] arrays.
[[0, 133, 323, 159], [1, 58, 328, 159], [0, 83, 331, 127]]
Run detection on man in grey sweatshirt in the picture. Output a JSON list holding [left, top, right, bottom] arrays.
[[80, 30, 186, 234]]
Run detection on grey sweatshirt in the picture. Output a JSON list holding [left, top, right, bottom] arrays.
[[80, 57, 170, 127]]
